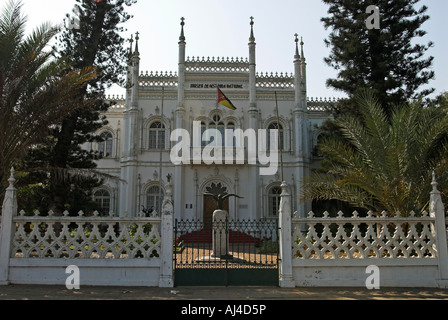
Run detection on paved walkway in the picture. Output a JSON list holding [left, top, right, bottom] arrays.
[[1, 285, 448, 300]]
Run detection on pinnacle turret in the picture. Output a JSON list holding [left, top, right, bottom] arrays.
[[179, 17, 186, 42], [249, 16, 255, 43]]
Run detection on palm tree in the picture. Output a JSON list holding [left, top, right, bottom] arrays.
[[301, 90, 448, 215], [0, 0, 97, 193]]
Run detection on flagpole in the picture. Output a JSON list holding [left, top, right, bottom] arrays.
[[275, 91, 284, 182], [159, 86, 165, 214]]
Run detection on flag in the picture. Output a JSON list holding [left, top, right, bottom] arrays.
[[218, 88, 237, 110]]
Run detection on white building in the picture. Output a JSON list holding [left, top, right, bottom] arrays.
[[92, 18, 334, 222]]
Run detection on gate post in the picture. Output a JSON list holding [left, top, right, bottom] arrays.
[[278, 181, 295, 288], [429, 172, 448, 288], [159, 180, 174, 288], [0, 168, 17, 285]]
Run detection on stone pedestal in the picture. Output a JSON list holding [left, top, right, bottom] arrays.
[[211, 210, 230, 258]]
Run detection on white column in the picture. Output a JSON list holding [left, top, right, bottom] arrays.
[[429, 172, 448, 288], [293, 34, 307, 218], [159, 181, 174, 288], [0, 168, 18, 285], [278, 181, 295, 288]]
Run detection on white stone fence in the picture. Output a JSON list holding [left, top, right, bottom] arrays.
[[278, 173, 448, 288], [3, 166, 448, 288], [0, 168, 174, 287]]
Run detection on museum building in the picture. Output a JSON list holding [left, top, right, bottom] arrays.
[[90, 18, 334, 222]]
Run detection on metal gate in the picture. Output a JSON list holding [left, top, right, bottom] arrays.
[[174, 218, 279, 286]]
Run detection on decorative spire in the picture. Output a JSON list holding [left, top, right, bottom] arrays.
[[128, 34, 134, 59], [300, 36, 305, 61], [134, 31, 140, 55], [249, 16, 255, 43], [294, 33, 300, 58], [179, 17, 186, 42]]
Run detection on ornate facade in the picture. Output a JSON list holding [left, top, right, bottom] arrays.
[[91, 18, 335, 221]]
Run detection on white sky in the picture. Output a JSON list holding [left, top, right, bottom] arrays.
[[18, 0, 448, 99]]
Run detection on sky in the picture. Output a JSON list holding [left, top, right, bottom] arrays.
[[18, 0, 448, 100]]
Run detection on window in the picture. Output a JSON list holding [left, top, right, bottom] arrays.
[[98, 131, 113, 157], [267, 122, 284, 150], [146, 186, 164, 213], [149, 121, 166, 150], [201, 116, 236, 147], [268, 186, 282, 218], [94, 189, 111, 215]]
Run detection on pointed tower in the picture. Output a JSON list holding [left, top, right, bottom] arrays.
[[300, 37, 307, 114], [177, 17, 186, 110], [120, 32, 141, 217], [248, 16, 257, 112], [248, 17, 260, 218], [293, 34, 310, 218], [174, 18, 186, 219]]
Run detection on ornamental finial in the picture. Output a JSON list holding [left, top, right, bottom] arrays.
[[179, 17, 186, 41], [8, 167, 16, 188], [249, 16, 255, 42], [134, 31, 140, 54], [128, 34, 134, 57], [294, 33, 300, 57], [432, 171, 439, 192], [300, 36, 305, 60]]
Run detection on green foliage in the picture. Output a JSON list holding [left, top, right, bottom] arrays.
[[321, 0, 434, 113], [302, 90, 448, 214], [0, 0, 96, 194], [18, 0, 136, 213]]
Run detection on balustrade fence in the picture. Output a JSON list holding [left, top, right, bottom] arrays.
[[1, 168, 448, 288], [0, 169, 174, 287]]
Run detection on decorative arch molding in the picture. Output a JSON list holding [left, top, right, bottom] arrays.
[[199, 176, 234, 196], [144, 114, 171, 129], [197, 171, 236, 220]]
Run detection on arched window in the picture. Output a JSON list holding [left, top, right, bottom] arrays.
[[268, 186, 282, 218], [94, 189, 111, 215], [267, 122, 284, 150], [98, 131, 113, 158], [146, 186, 164, 213], [149, 121, 166, 150], [201, 114, 237, 148]]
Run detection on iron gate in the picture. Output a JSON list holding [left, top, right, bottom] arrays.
[[174, 218, 279, 286]]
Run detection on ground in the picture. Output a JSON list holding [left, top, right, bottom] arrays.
[[1, 285, 448, 300]]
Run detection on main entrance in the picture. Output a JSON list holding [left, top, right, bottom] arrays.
[[174, 218, 279, 286], [203, 195, 229, 228]]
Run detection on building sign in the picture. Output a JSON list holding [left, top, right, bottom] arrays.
[[189, 83, 244, 89]]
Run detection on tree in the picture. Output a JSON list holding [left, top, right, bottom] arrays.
[[301, 91, 448, 215], [0, 0, 96, 196], [19, 0, 136, 213], [321, 0, 435, 114]]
